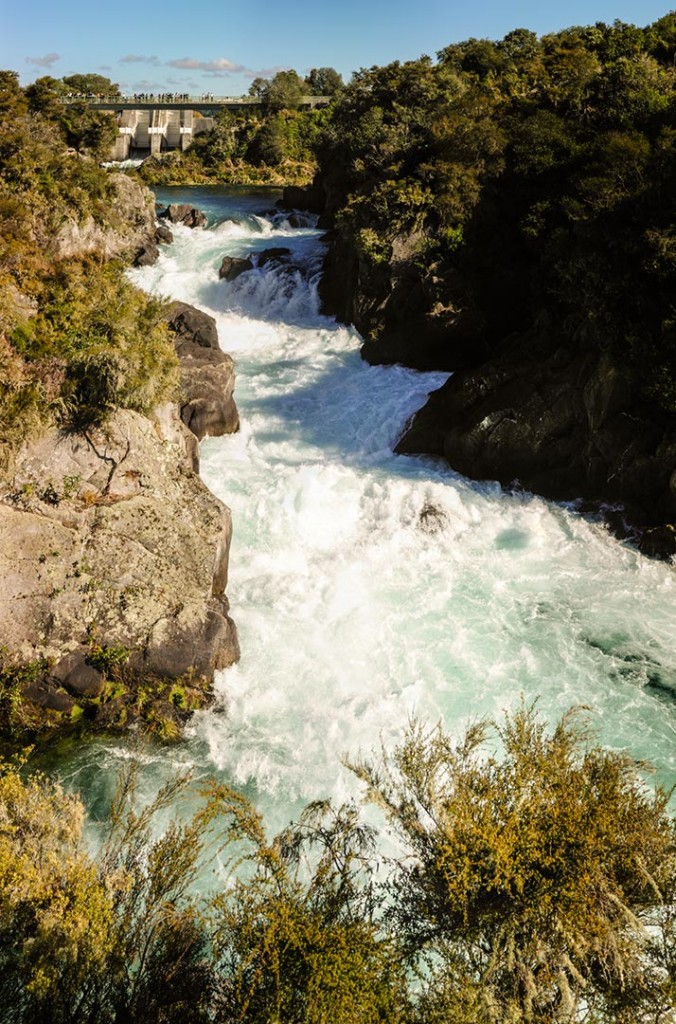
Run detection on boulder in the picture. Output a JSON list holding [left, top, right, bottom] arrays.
[[159, 204, 207, 228], [166, 301, 219, 351], [155, 224, 174, 244], [396, 345, 676, 550], [133, 239, 159, 266], [50, 650, 104, 697], [219, 255, 253, 281], [165, 301, 240, 440], [0, 408, 239, 694], [256, 247, 291, 267]]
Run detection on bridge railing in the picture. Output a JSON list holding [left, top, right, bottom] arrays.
[[65, 94, 329, 107]]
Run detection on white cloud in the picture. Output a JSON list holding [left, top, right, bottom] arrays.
[[167, 57, 246, 76], [242, 65, 287, 80], [120, 54, 160, 66]]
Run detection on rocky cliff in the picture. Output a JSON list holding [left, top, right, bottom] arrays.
[[313, 205, 676, 558], [54, 172, 157, 263], [0, 181, 242, 741]]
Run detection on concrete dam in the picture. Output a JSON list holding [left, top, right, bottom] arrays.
[[78, 97, 329, 159]]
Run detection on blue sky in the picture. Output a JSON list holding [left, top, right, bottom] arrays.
[[4, 0, 674, 95]]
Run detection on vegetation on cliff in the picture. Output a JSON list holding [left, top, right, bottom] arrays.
[[0, 70, 177, 471], [2, 705, 675, 1022], [314, 15, 676, 411]]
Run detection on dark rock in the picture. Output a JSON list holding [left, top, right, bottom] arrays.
[[166, 301, 219, 350], [219, 255, 253, 281], [418, 503, 448, 534], [256, 247, 291, 267], [51, 650, 105, 697], [164, 301, 240, 440], [155, 224, 174, 244], [281, 184, 325, 214], [639, 525, 676, 560], [159, 204, 207, 228], [23, 680, 74, 712], [396, 345, 676, 548], [133, 239, 159, 266]]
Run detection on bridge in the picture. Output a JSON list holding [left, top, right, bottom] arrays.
[[68, 96, 329, 159]]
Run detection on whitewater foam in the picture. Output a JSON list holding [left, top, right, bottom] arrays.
[[107, 185, 676, 833]]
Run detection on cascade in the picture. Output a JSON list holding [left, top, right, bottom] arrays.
[[63, 186, 676, 840]]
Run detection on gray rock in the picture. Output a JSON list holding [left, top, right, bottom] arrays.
[[219, 255, 253, 281], [54, 173, 157, 262], [51, 651, 104, 697], [0, 408, 239, 689], [166, 301, 219, 350], [165, 302, 240, 441], [159, 204, 207, 228], [22, 682, 74, 712], [134, 240, 159, 266], [155, 224, 174, 244]]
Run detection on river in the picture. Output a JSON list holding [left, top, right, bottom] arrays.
[[62, 185, 676, 838]]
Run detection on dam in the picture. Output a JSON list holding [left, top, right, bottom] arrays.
[[73, 97, 329, 159]]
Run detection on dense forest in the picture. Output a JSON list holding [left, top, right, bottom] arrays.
[[316, 15, 676, 397]]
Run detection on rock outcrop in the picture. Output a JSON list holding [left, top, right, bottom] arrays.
[[54, 173, 157, 264], [158, 204, 207, 228], [319, 227, 481, 372], [219, 256, 253, 281], [396, 344, 676, 545], [0, 406, 239, 728], [166, 302, 240, 440]]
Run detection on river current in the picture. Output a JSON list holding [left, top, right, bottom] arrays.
[[63, 186, 676, 834]]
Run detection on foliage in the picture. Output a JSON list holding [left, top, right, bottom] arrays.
[[214, 798, 409, 1023], [351, 705, 676, 1022], [60, 73, 120, 99], [0, 83, 178, 462], [2, 708, 676, 1021], [305, 67, 344, 96], [315, 12, 676, 407]]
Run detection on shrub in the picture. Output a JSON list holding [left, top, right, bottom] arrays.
[[351, 705, 676, 1022]]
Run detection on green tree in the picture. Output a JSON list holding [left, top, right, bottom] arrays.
[[60, 102, 117, 157], [61, 73, 120, 98], [24, 75, 66, 120], [214, 798, 409, 1024], [247, 76, 269, 99], [305, 67, 343, 96], [0, 70, 28, 117], [264, 69, 306, 111], [351, 706, 676, 1022]]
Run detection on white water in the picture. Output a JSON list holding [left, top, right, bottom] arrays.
[[66, 186, 676, 833]]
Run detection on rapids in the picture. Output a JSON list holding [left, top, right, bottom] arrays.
[[62, 186, 676, 835]]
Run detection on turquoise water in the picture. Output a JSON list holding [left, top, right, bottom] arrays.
[[61, 186, 676, 839]]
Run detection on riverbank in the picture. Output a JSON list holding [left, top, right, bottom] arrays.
[[136, 153, 316, 188], [0, 166, 240, 749]]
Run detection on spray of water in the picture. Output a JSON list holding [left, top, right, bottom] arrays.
[[63, 187, 676, 838]]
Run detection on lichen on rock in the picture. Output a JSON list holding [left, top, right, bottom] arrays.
[[0, 405, 239, 742]]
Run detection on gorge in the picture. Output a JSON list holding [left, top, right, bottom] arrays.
[[57, 184, 676, 835]]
